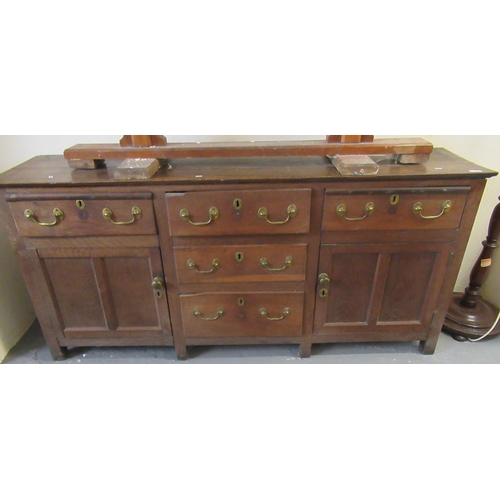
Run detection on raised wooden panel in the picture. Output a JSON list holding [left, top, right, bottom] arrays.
[[44, 258, 107, 330], [105, 257, 162, 328], [325, 252, 379, 325], [379, 252, 437, 323], [314, 242, 453, 337], [166, 189, 311, 236], [38, 247, 171, 340]]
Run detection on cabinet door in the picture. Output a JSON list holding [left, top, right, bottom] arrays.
[[37, 247, 171, 341], [314, 243, 453, 340]]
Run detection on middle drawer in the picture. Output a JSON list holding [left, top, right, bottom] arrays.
[[174, 244, 308, 283], [166, 189, 312, 236]]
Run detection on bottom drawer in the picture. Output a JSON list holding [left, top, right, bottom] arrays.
[[180, 292, 304, 338]]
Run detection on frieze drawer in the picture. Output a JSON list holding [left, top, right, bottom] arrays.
[[323, 188, 470, 232], [9, 196, 157, 237], [166, 189, 312, 236]]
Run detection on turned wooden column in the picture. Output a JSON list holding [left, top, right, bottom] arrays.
[[443, 197, 500, 341]]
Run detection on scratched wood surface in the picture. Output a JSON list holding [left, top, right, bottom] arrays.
[[0, 149, 496, 188]]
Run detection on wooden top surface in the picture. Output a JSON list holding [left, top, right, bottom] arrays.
[[0, 149, 497, 188]]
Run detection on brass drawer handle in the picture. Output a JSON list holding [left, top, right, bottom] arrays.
[[24, 208, 64, 226], [260, 256, 293, 272], [258, 204, 297, 225], [259, 307, 291, 321], [194, 308, 224, 321], [336, 202, 375, 221], [102, 206, 142, 225], [180, 207, 220, 226], [187, 259, 221, 274], [413, 200, 452, 219]]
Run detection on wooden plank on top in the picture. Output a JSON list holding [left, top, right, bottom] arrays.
[[64, 137, 434, 161]]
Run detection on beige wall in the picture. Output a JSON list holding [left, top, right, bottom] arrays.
[[0, 135, 498, 361], [414, 136, 500, 308], [0, 136, 120, 362]]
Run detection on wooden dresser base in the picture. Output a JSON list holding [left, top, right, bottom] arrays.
[[0, 149, 496, 360]]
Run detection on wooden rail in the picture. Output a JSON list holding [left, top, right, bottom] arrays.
[[64, 136, 434, 169]]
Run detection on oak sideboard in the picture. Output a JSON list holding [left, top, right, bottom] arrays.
[[0, 149, 496, 360]]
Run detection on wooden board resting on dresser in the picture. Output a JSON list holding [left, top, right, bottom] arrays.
[[64, 137, 434, 162]]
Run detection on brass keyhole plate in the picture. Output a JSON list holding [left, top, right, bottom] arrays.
[[237, 298, 245, 307], [390, 194, 400, 206], [235, 252, 245, 262], [233, 198, 243, 210], [76, 200, 86, 210]]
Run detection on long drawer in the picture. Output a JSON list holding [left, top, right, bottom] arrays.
[[180, 292, 305, 338], [174, 244, 307, 283], [323, 187, 469, 232], [9, 196, 157, 237], [166, 189, 311, 236]]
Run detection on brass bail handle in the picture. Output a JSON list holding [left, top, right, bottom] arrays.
[[413, 200, 452, 219], [258, 205, 297, 225], [187, 259, 221, 274], [24, 208, 64, 226], [336, 202, 375, 221], [194, 308, 224, 321], [259, 307, 291, 321], [102, 206, 142, 225], [260, 256, 293, 272], [180, 207, 220, 226]]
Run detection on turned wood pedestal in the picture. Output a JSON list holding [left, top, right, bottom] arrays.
[[444, 198, 500, 341]]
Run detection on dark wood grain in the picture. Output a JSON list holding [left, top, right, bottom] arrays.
[[174, 244, 308, 284], [9, 197, 157, 238], [166, 189, 311, 237], [322, 189, 469, 232], [443, 197, 500, 340], [0, 150, 497, 189], [180, 292, 305, 338], [460, 198, 500, 308], [0, 147, 496, 360], [314, 242, 453, 337], [37, 246, 172, 341]]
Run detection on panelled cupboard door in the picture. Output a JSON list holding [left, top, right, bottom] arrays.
[[37, 247, 171, 341], [314, 242, 453, 340]]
